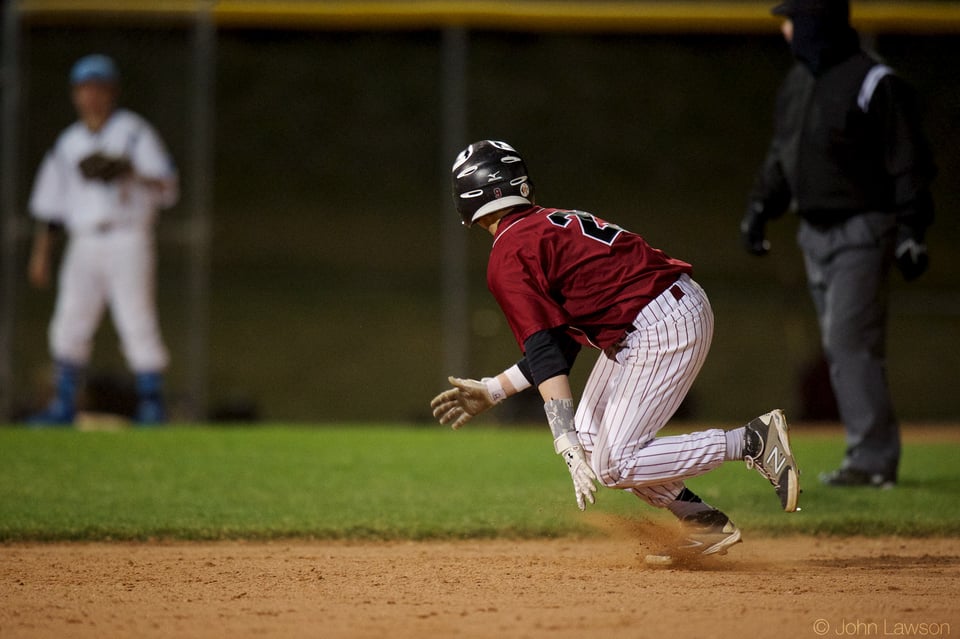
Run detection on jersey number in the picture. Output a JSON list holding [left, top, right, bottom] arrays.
[[547, 210, 624, 246]]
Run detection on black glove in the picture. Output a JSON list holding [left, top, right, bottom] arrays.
[[894, 225, 929, 281], [740, 204, 770, 256], [78, 152, 133, 182]]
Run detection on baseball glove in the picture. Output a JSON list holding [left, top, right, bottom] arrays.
[[78, 152, 133, 182]]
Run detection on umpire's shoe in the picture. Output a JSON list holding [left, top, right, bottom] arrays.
[[744, 409, 800, 512], [820, 467, 896, 490]]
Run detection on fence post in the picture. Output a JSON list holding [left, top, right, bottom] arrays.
[[0, 0, 22, 422], [439, 26, 469, 381], [184, 0, 216, 421]]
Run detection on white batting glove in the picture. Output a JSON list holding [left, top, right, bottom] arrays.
[[555, 431, 598, 510], [430, 376, 506, 430], [544, 398, 597, 511]]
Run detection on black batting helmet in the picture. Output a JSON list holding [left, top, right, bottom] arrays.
[[451, 140, 534, 226]]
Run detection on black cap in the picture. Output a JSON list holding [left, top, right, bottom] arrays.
[[771, 0, 849, 19]]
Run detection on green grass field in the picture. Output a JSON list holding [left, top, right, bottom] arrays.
[[0, 425, 957, 542]]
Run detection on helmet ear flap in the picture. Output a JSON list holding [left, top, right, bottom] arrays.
[[451, 140, 534, 226]]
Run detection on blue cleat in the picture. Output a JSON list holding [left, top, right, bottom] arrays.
[[26, 361, 80, 428], [134, 372, 167, 426], [135, 397, 167, 426], [26, 400, 75, 428]]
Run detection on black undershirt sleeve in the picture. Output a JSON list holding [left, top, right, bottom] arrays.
[[519, 328, 582, 387]]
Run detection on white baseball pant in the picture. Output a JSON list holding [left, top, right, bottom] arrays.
[[49, 227, 168, 373], [575, 274, 727, 508]]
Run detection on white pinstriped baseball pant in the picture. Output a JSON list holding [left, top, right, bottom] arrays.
[[575, 274, 727, 508]]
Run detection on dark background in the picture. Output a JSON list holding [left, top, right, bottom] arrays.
[[7, 22, 959, 423]]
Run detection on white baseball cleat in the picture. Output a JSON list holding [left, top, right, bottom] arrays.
[[744, 409, 801, 512], [644, 510, 742, 566]]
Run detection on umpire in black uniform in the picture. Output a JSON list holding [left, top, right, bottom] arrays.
[[741, 0, 936, 488]]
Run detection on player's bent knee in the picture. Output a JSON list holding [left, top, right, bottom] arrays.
[[592, 455, 627, 488]]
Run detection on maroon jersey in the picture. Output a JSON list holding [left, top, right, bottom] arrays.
[[487, 206, 693, 350]]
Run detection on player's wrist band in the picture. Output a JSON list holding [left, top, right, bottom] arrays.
[[503, 364, 532, 393]]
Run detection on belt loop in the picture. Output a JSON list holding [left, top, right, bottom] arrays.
[[670, 284, 685, 302]]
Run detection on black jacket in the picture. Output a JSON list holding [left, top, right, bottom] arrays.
[[750, 50, 935, 232]]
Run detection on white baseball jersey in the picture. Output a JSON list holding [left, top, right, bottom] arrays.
[[29, 108, 178, 373], [30, 108, 177, 233]]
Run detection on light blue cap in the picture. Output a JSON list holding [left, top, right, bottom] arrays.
[[69, 54, 119, 85]]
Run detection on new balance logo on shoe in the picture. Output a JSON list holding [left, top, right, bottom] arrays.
[[744, 409, 800, 512], [766, 446, 787, 476]]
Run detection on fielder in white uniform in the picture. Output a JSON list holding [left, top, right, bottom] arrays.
[[26, 54, 178, 426], [432, 140, 801, 563]]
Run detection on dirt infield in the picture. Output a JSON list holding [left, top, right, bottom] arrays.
[[2, 535, 958, 639]]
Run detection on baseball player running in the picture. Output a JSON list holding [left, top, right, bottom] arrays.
[[431, 140, 800, 562], [26, 54, 178, 426]]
